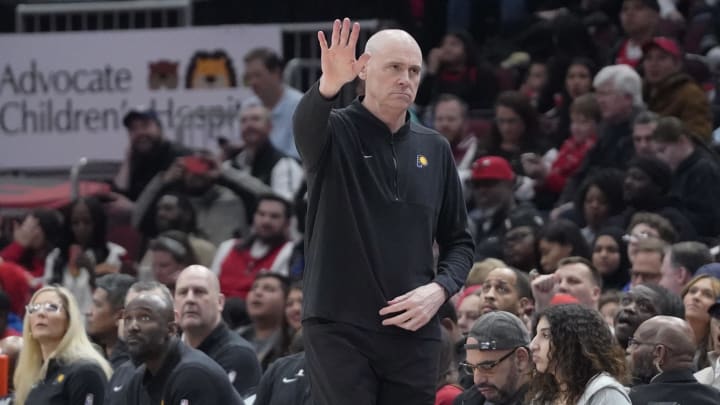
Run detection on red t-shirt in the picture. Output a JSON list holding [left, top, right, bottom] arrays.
[[435, 384, 463, 405]]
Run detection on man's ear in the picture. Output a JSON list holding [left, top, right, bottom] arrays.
[[358, 64, 368, 81], [168, 320, 178, 337], [440, 317, 454, 333], [113, 308, 123, 326], [515, 346, 531, 371], [218, 293, 226, 313]]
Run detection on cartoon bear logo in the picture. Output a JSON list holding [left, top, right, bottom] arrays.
[[185, 50, 238, 89], [148, 60, 179, 90]]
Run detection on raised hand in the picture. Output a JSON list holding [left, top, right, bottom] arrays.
[[317, 18, 371, 98]]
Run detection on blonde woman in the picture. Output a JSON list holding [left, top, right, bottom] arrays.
[[14, 286, 111, 405], [681, 274, 720, 370]]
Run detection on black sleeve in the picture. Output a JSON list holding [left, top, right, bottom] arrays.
[[292, 81, 336, 172], [219, 346, 262, 397], [252, 359, 281, 405], [168, 367, 243, 405], [432, 142, 475, 297], [66, 363, 108, 405]]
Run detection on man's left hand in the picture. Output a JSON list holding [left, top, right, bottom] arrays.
[[379, 282, 447, 331]]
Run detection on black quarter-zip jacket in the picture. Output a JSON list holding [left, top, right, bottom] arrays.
[[293, 82, 474, 339]]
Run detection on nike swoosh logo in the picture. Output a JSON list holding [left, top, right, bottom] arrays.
[[113, 385, 123, 392], [282, 377, 298, 383], [363, 155, 373, 159]]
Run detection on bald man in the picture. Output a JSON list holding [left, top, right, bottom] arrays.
[[293, 18, 474, 404], [174, 265, 261, 397], [628, 316, 720, 404]]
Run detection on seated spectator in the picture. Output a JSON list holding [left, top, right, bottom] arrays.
[[529, 304, 631, 404], [466, 156, 520, 260], [111, 107, 190, 203], [630, 238, 667, 287], [222, 103, 304, 201], [681, 275, 720, 370], [432, 94, 478, 174], [541, 58, 597, 147], [522, 94, 600, 197], [570, 169, 625, 244], [518, 60, 549, 107], [0, 210, 63, 285], [14, 286, 112, 405], [137, 192, 216, 267], [146, 230, 198, 291], [480, 267, 533, 318], [659, 242, 713, 295], [242, 48, 303, 158], [537, 219, 591, 274], [86, 273, 136, 369], [614, 283, 685, 349], [695, 299, 720, 389], [55, 197, 129, 314], [628, 316, 720, 403], [626, 212, 677, 262], [532, 257, 602, 312], [174, 265, 261, 397], [562, 64, 643, 200], [454, 311, 532, 405], [631, 110, 659, 158], [456, 288, 482, 337], [253, 333, 310, 405], [415, 31, 498, 111], [478, 92, 549, 203], [614, 0, 660, 68], [652, 116, 720, 238], [132, 152, 252, 245], [284, 282, 303, 346], [211, 195, 293, 300], [612, 156, 697, 241], [592, 227, 632, 291], [502, 209, 544, 273], [642, 37, 712, 141], [237, 274, 289, 371]]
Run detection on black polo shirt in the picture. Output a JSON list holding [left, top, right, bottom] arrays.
[[194, 322, 261, 397], [254, 352, 311, 405], [124, 338, 243, 405], [26, 358, 108, 405], [105, 360, 137, 405]]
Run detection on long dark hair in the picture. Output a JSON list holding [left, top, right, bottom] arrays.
[[574, 168, 625, 228], [528, 304, 629, 404], [17, 209, 63, 270], [489, 91, 541, 151], [62, 197, 110, 264], [592, 227, 631, 290]]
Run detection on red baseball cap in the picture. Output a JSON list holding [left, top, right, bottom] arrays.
[[549, 293, 580, 306], [642, 37, 682, 59], [182, 156, 213, 174], [471, 156, 515, 182]]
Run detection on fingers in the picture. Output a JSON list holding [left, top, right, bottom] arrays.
[[339, 18, 351, 47], [331, 19, 341, 47], [379, 300, 406, 316], [348, 21, 360, 48], [318, 31, 328, 52], [386, 291, 409, 305]]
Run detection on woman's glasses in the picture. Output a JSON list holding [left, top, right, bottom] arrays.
[[26, 302, 63, 315]]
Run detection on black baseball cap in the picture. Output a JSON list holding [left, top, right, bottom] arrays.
[[466, 311, 530, 350], [123, 105, 161, 129]]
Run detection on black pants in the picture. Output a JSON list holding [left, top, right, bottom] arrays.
[[303, 319, 440, 405]]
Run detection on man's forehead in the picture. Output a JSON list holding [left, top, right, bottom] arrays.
[[628, 286, 658, 301], [127, 293, 165, 309], [557, 264, 591, 280], [486, 268, 517, 283]]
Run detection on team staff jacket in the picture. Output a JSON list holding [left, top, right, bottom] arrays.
[[26, 358, 108, 405], [293, 82, 475, 339], [123, 339, 243, 405], [253, 352, 311, 405], [194, 322, 262, 397]]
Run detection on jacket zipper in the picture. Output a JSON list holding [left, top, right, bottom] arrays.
[[390, 134, 400, 201]]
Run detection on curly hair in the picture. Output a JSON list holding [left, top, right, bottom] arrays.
[[528, 304, 629, 404]]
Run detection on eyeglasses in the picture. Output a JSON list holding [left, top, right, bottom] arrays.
[[459, 347, 520, 375], [26, 302, 63, 315], [622, 231, 652, 243]]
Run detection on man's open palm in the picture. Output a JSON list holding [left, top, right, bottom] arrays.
[[317, 18, 371, 97]]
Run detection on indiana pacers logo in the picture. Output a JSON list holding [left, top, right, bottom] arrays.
[[416, 154, 428, 168]]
